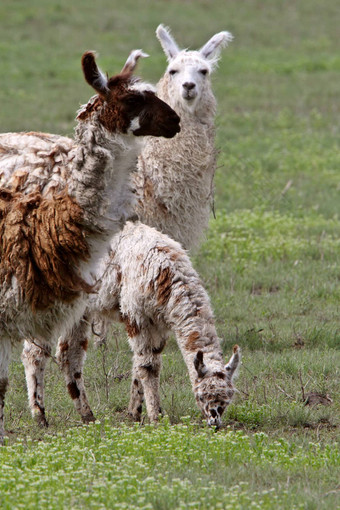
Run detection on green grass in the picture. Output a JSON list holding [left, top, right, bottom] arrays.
[[1, 420, 339, 510], [1, 0, 339, 508]]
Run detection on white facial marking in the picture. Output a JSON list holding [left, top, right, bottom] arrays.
[[128, 117, 141, 133]]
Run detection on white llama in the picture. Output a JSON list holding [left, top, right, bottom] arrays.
[[19, 26, 237, 428], [0, 49, 180, 442], [134, 24, 233, 249]]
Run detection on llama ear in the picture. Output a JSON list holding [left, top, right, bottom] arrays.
[[199, 31, 233, 62], [194, 350, 208, 379], [120, 49, 149, 74], [225, 344, 241, 380], [81, 51, 109, 96], [156, 24, 180, 61]]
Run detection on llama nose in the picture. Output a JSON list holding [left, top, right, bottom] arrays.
[[183, 82, 196, 91], [208, 415, 222, 429]]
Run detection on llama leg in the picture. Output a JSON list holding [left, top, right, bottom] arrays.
[[21, 340, 50, 427], [128, 330, 167, 423], [56, 317, 95, 424], [133, 349, 163, 423], [128, 357, 145, 422], [0, 338, 11, 445]]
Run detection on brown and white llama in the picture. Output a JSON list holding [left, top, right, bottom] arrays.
[[0, 49, 180, 443], [19, 26, 238, 429]]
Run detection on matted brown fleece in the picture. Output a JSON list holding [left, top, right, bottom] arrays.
[[0, 188, 94, 311]]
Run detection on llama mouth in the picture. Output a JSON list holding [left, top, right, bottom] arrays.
[[183, 95, 196, 102], [182, 92, 197, 102]]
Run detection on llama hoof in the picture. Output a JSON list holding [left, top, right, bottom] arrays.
[[81, 412, 96, 424], [35, 413, 49, 428], [128, 407, 142, 422]]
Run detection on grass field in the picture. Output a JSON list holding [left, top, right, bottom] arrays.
[[0, 0, 339, 508]]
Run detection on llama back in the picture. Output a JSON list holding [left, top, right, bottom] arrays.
[[0, 132, 75, 195], [94, 221, 217, 341]]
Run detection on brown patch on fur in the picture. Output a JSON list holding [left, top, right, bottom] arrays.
[[99, 82, 140, 134], [233, 344, 239, 353], [67, 381, 80, 400], [77, 96, 104, 122], [185, 331, 201, 351], [143, 175, 154, 201], [8, 170, 29, 192], [123, 315, 140, 337], [80, 338, 89, 351], [25, 132, 55, 141], [156, 200, 168, 215], [59, 342, 69, 353], [0, 188, 95, 311], [103, 258, 122, 286], [116, 268, 122, 285], [0, 145, 18, 156], [155, 266, 173, 306], [156, 245, 180, 262], [74, 372, 82, 379]]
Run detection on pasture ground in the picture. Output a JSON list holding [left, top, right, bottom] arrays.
[[0, 1, 339, 508]]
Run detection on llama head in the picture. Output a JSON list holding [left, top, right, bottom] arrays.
[[78, 50, 180, 138], [156, 24, 233, 113], [193, 345, 241, 428]]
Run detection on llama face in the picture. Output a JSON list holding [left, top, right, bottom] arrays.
[[79, 51, 180, 139], [116, 89, 181, 138], [167, 53, 211, 106], [194, 346, 240, 428], [194, 372, 235, 429], [156, 25, 233, 111]]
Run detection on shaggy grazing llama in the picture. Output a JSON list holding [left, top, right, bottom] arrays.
[[96, 224, 241, 427], [20, 26, 238, 428], [0, 50, 180, 442]]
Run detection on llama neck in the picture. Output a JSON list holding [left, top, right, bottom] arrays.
[[70, 115, 139, 235], [164, 273, 225, 385], [134, 115, 217, 250]]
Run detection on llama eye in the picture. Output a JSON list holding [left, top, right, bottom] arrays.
[[200, 69, 208, 76], [169, 69, 178, 76]]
